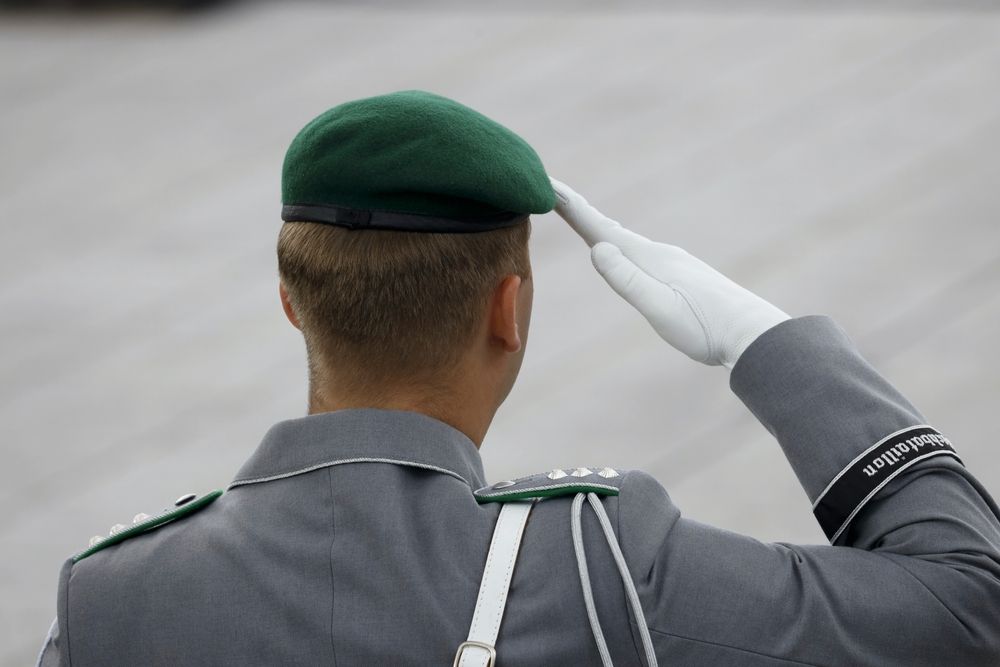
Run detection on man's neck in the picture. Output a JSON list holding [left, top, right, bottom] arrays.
[[307, 385, 496, 448]]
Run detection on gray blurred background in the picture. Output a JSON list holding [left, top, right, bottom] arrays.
[[3, 1, 1000, 664]]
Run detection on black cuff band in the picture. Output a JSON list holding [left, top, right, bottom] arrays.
[[813, 425, 963, 545], [281, 204, 526, 233]]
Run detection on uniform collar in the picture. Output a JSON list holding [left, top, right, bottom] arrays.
[[230, 408, 487, 491]]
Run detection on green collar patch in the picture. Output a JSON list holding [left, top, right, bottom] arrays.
[[73, 490, 223, 563], [475, 467, 625, 504]]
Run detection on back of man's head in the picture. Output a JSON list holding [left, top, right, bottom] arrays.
[[277, 90, 554, 399], [277, 219, 531, 392]]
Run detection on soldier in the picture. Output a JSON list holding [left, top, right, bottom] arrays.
[[39, 90, 1000, 666]]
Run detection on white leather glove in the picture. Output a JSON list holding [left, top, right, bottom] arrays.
[[551, 178, 791, 369]]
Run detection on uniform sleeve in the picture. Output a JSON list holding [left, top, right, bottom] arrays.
[[618, 315, 1000, 666], [37, 618, 62, 667]]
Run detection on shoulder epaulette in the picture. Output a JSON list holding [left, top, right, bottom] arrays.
[[72, 489, 223, 563], [475, 467, 626, 504]]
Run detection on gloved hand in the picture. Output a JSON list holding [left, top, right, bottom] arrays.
[[551, 178, 791, 369]]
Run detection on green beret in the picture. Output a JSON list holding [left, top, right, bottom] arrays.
[[281, 90, 555, 233]]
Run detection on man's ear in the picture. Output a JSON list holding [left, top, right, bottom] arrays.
[[489, 274, 522, 353], [279, 282, 302, 330]]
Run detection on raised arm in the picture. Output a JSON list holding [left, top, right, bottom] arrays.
[[553, 179, 1000, 665]]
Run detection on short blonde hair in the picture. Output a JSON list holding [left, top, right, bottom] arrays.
[[277, 220, 531, 389]]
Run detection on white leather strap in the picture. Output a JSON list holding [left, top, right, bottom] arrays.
[[454, 500, 534, 667]]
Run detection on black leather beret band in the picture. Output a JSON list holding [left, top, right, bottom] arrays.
[[282, 204, 527, 233], [813, 425, 962, 545]]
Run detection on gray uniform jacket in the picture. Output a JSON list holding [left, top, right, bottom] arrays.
[[38, 315, 1000, 666]]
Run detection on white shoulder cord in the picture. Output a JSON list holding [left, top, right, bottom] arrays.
[[572, 493, 615, 667], [454, 500, 534, 667], [572, 492, 659, 667]]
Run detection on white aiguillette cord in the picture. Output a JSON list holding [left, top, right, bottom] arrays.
[[572, 492, 658, 667], [454, 500, 535, 667]]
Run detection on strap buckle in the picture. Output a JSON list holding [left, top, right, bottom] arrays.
[[452, 640, 497, 667]]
